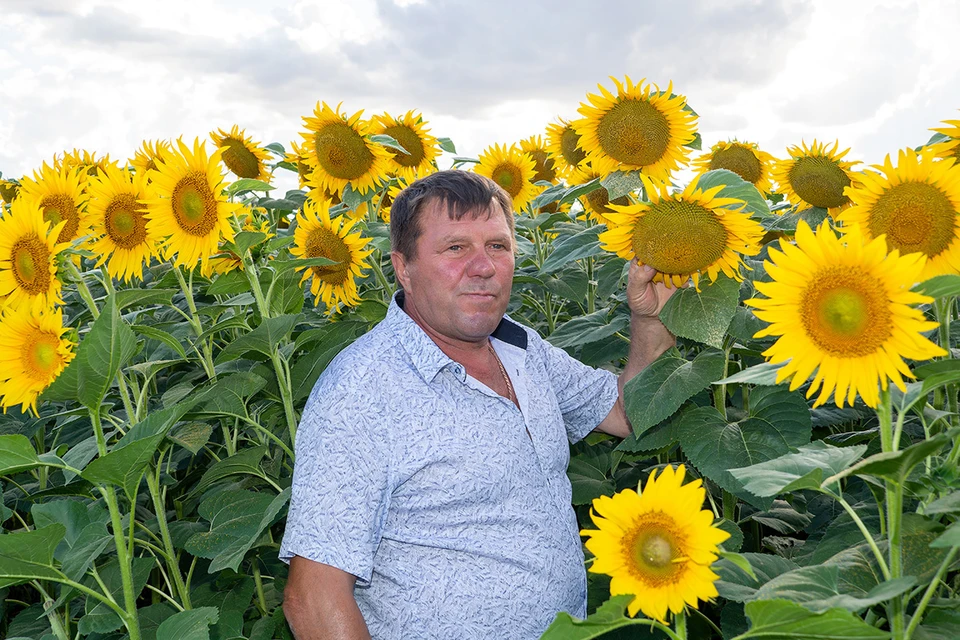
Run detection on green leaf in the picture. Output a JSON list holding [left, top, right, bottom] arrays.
[[131, 325, 187, 359], [44, 295, 137, 409], [192, 445, 268, 496], [194, 372, 268, 418], [539, 594, 667, 639], [185, 488, 290, 572], [762, 207, 830, 233], [231, 230, 267, 256], [116, 288, 177, 310], [729, 442, 867, 497], [167, 422, 213, 455], [694, 169, 771, 218], [226, 178, 274, 195], [720, 551, 757, 580], [268, 267, 306, 316], [559, 179, 602, 206], [600, 170, 643, 201], [715, 552, 800, 602], [914, 609, 960, 640], [540, 226, 604, 274], [0, 524, 65, 588], [752, 564, 915, 613], [930, 521, 960, 548], [155, 606, 220, 640], [624, 348, 726, 435], [0, 434, 41, 476], [733, 599, 890, 639], [717, 519, 744, 552], [269, 256, 338, 273], [567, 457, 615, 505], [532, 183, 567, 211], [81, 435, 161, 497], [678, 386, 811, 507], [437, 137, 456, 153], [548, 311, 629, 349], [79, 557, 154, 634], [216, 314, 301, 363], [60, 522, 112, 581], [659, 275, 740, 348], [205, 269, 250, 295], [915, 274, 960, 299], [925, 490, 960, 515], [138, 603, 177, 640], [823, 433, 951, 487], [715, 362, 785, 386], [369, 133, 408, 154]]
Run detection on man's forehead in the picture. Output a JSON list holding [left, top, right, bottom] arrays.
[[422, 196, 502, 220]]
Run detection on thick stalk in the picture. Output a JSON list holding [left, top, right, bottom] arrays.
[[877, 389, 905, 638], [100, 270, 137, 420], [173, 266, 217, 380], [271, 349, 299, 445], [33, 582, 69, 640], [65, 261, 100, 320], [241, 250, 271, 319], [903, 547, 959, 640], [369, 256, 395, 301], [146, 462, 191, 608], [674, 609, 687, 640], [826, 490, 890, 579], [253, 561, 269, 614], [585, 255, 596, 315]]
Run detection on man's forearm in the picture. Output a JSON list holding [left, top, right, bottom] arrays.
[[285, 595, 371, 640]]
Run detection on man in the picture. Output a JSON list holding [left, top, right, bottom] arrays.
[[280, 171, 677, 639]]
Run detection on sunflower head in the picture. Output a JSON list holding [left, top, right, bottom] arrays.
[[771, 140, 859, 215], [286, 140, 315, 189], [18, 162, 89, 246], [473, 143, 538, 212], [571, 167, 630, 223], [546, 118, 588, 180], [840, 147, 960, 281], [61, 149, 119, 179], [519, 135, 559, 185], [0, 196, 68, 312], [210, 125, 273, 181], [370, 111, 440, 182], [694, 141, 774, 194], [299, 101, 392, 196], [85, 164, 159, 282], [291, 196, 373, 312], [130, 140, 173, 178], [599, 174, 763, 289], [143, 137, 242, 272], [0, 304, 75, 416], [0, 179, 20, 204], [581, 464, 729, 623], [574, 76, 698, 180], [747, 221, 946, 408], [928, 115, 960, 163]]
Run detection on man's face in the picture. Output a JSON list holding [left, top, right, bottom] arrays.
[[393, 198, 515, 344]]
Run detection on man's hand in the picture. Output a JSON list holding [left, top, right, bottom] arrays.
[[626, 260, 681, 318]]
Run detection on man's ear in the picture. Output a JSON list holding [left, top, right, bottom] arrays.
[[390, 251, 411, 291]]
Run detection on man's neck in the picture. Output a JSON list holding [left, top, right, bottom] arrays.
[[400, 293, 490, 369]]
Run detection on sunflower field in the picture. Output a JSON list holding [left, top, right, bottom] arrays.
[[1, 76, 960, 640]]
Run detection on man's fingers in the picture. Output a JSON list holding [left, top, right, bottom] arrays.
[[628, 259, 656, 287]]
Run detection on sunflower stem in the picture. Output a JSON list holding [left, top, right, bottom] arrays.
[[674, 609, 687, 640], [253, 559, 269, 615], [173, 266, 217, 381], [66, 260, 100, 320], [586, 255, 596, 315], [100, 270, 138, 421], [903, 546, 959, 640], [877, 388, 906, 639], [145, 457, 191, 609], [241, 249, 271, 319], [825, 489, 890, 580], [369, 254, 395, 301]]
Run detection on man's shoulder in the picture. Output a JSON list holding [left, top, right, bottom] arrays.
[[320, 319, 405, 387]]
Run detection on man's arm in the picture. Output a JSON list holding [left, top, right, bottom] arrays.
[[596, 261, 677, 438], [283, 556, 371, 640]]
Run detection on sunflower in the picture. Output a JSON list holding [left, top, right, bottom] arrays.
[[292, 196, 373, 311], [130, 140, 172, 177], [572, 166, 631, 224], [474, 143, 538, 211], [369, 111, 440, 182], [85, 165, 159, 282], [0, 197, 68, 311], [840, 148, 960, 281], [286, 140, 314, 189], [60, 149, 119, 179], [18, 163, 89, 247], [771, 140, 859, 215], [693, 141, 775, 194], [546, 118, 588, 179], [373, 180, 406, 224], [0, 305, 74, 415], [210, 125, 273, 181], [574, 76, 697, 181], [299, 101, 392, 196], [143, 137, 241, 272], [0, 179, 19, 204], [928, 115, 960, 163], [599, 174, 763, 289], [747, 221, 945, 408], [307, 184, 369, 220], [581, 464, 729, 623], [519, 135, 559, 185]]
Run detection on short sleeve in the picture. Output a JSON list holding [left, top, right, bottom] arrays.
[[278, 377, 392, 585], [535, 336, 619, 444]]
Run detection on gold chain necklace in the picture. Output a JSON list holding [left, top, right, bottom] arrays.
[[488, 340, 517, 406]]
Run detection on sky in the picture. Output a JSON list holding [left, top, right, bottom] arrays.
[[1, 0, 958, 191]]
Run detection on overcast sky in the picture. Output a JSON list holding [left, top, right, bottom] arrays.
[[2, 0, 958, 190]]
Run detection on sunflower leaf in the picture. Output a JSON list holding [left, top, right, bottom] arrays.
[[715, 362, 785, 386], [822, 432, 952, 487], [762, 206, 829, 233], [0, 435, 42, 476], [659, 274, 740, 348], [155, 606, 220, 640], [215, 314, 302, 364], [560, 178, 603, 206], [695, 169, 770, 218], [729, 441, 866, 497], [914, 274, 960, 299], [225, 179, 274, 195], [369, 133, 408, 155], [437, 137, 457, 154], [0, 524, 66, 588], [539, 226, 604, 274], [733, 600, 890, 639], [600, 170, 643, 201], [539, 594, 668, 639]]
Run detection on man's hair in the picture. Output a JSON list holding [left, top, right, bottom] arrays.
[[389, 170, 515, 260]]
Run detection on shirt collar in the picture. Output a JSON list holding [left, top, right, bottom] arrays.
[[385, 290, 528, 383]]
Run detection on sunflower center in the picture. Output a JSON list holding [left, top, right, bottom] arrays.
[[528, 149, 557, 183], [709, 145, 762, 185], [305, 225, 351, 285], [586, 186, 630, 216], [801, 266, 893, 357], [492, 163, 523, 198], [11, 235, 51, 295], [788, 156, 851, 209], [313, 122, 374, 180], [560, 126, 587, 167], [597, 99, 670, 166], [172, 172, 219, 236], [220, 138, 263, 179], [631, 200, 729, 275], [625, 515, 687, 586], [382, 124, 426, 168], [867, 181, 958, 258], [22, 331, 62, 381], [41, 194, 80, 243], [105, 193, 149, 249]]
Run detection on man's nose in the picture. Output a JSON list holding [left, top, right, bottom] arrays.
[[466, 249, 496, 277]]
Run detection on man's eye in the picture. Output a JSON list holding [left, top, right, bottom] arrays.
[[448, 245, 462, 251]]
